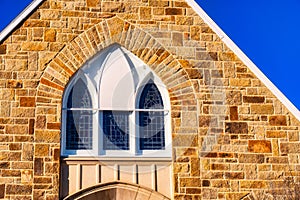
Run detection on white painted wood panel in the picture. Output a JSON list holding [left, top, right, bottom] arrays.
[[61, 159, 171, 199]]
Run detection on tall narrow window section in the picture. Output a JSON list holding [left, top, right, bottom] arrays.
[[139, 82, 165, 150], [66, 79, 93, 150]]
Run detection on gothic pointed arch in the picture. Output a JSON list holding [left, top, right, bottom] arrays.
[[35, 16, 197, 140]]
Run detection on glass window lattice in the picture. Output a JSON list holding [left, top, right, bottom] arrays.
[[103, 111, 130, 150], [139, 83, 165, 150], [66, 80, 93, 150]]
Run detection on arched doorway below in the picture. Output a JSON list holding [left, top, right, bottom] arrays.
[[63, 181, 170, 200]]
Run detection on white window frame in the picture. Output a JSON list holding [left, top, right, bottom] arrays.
[[61, 44, 171, 158]]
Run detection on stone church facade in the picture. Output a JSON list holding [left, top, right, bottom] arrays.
[[0, 0, 299, 199]]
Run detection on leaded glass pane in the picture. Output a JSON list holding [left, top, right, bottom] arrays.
[[139, 82, 165, 150], [139, 111, 165, 150], [66, 110, 93, 150], [139, 82, 164, 109], [67, 79, 92, 108], [103, 111, 129, 150]]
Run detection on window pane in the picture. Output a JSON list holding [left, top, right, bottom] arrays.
[[66, 110, 93, 150], [103, 111, 129, 150], [139, 82, 164, 109], [67, 79, 92, 108], [139, 82, 165, 150], [139, 111, 165, 150]]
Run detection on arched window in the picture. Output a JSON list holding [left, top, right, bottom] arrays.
[[61, 44, 171, 158]]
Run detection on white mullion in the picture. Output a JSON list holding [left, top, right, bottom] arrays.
[[130, 111, 136, 155]]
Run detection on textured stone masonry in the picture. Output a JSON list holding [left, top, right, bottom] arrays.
[[0, 0, 299, 199]]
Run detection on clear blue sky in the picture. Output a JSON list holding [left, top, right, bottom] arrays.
[[1, 0, 299, 110], [197, 0, 300, 110]]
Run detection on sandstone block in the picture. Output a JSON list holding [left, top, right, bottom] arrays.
[[140, 7, 151, 20], [176, 16, 193, 25], [44, 29, 57, 42], [240, 180, 268, 189], [6, 125, 28, 135], [172, 32, 183, 46], [225, 172, 244, 179], [165, 8, 182, 15], [226, 91, 242, 105], [35, 144, 49, 157], [6, 184, 32, 195], [34, 158, 43, 176], [22, 143, 33, 161], [87, 0, 100, 7], [191, 26, 200, 40], [0, 184, 4, 198], [202, 180, 210, 187], [269, 115, 287, 126], [11, 108, 35, 117], [229, 78, 251, 87], [101, 2, 125, 12], [251, 105, 274, 114], [230, 106, 238, 120], [36, 116, 46, 129], [22, 42, 48, 51], [211, 163, 229, 170], [173, 134, 198, 147], [40, 10, 60, 20], [2, 169, 21, 177], [199, 116, 217, 127], [239, 154, 264, 163], [7, 80, 23, 88], [180, 178, 201, 187], [21, 170, 32, 183], [20, 97, 36, 107], [35, 130, 60, 143], [225, 122, 248, 134], [52, 148, 60, 161], [0, 45, 6, 54], [266, 131, 286, 138], [149, 0, 169, 7], [243, 96, 265, 103], [280, 143, 300, 153], [24, 19, 50, 27], [46, 123, 61, 130], [248, 140, 272, 153], [185, 68, 202, 79], [0, 162, 10, 169]]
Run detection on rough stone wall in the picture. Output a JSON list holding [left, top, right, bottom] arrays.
[[0, 0, 299, 199]]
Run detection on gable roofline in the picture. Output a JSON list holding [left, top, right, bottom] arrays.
[[0, 0, 299, 121], [186, 0, 300, 121]]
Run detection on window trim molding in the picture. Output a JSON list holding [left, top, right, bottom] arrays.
[[61, 44, 172, 158]]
